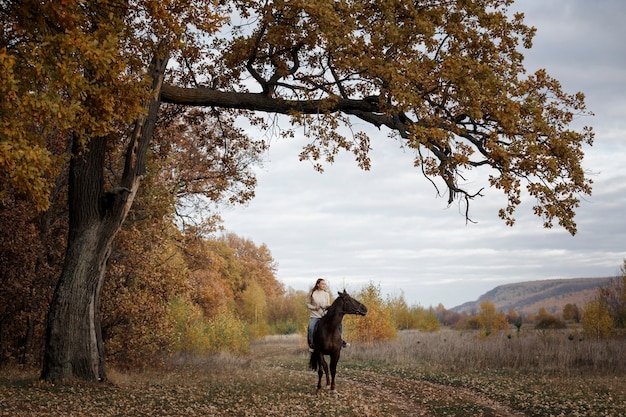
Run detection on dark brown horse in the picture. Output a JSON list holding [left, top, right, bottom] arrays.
[[309, 290, 367, 395]]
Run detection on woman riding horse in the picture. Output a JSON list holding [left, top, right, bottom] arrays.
[[309, 289, 367, 394], [306, 278, 349, 351]]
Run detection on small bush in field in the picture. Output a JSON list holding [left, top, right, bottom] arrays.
[[344, 283, 397, 344], [474, 299, 509, 336], [167, 296, 208, 354], [167, 297, 249, 355], [535, 314, 566, 329], [206, 310, 250, 354], [268, 319, 299, 335], [413, 307, 440, 331], [582, 299, 614, 339], [389, 294, 440, 331]]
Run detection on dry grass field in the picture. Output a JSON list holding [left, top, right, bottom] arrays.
[[1, 329, 625, 416]]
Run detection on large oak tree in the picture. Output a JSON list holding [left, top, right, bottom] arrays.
[[1, 0, 593, 382]]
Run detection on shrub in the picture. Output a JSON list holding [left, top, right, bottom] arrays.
[[582, 299, 614, 339], [412, 306, 441, 331], [535, 313, 566, 330], [206, 310, 250, 354], [344, 283, 397, 344], [475, 299, 509, 336], [167, 297, 249, 356], [167, 296, 209, 354]]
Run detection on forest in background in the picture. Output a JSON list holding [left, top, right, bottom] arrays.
[[0, 100, 623, 368], [2, 143, 625, 369], [1, 134, 442, 369]]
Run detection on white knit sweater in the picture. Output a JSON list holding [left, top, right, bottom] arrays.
[[306, 290, 331, 319]]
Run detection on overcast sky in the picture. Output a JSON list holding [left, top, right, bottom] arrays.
[[220, 0, 626, 308]]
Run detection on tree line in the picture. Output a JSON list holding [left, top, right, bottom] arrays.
[[0, 170, 443, 368], [2, 155, 623, 367], [0, 158, 278, 367], [0, 149, 442, 368]]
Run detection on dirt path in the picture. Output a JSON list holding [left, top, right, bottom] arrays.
[[276, 359, 526, 417], [0, 336, 527, 417], [345, 370, 525, 417], [253, 336, 526, 417]]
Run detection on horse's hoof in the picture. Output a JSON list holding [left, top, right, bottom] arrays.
[[330, 390, 338, 395], [316, 388, 323, 396]]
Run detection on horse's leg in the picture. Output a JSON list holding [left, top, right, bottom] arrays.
[[321, 355, 330, 388], [329, 351, 341, 394], [316, 353, 324, 394], [316, 368, 323, 393]]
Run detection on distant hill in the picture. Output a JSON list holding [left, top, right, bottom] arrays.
[[451, 277, 617, 316]]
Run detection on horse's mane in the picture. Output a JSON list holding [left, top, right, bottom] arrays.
[[325, 292, 346, 316]]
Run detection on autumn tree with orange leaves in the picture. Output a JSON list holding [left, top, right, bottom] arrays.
[[1, 0, 593, 382]]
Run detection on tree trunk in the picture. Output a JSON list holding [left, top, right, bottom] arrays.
[[41, 133, 117, 381], [40, 231, 111, 381], [41, 53, 169, 382]]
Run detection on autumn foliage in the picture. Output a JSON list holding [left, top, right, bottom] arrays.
[[2, 0, 600, 382], [581, 262, 626, 338], [0, 155, 285, 367], [342, 283, 396, 344]]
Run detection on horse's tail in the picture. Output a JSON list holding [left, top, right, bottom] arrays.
[[309, 352, 319, 371]]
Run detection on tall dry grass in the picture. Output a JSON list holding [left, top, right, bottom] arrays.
[[343, 328, 626, 374]]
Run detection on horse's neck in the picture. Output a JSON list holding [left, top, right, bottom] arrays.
[[324, 311, 344, 329]]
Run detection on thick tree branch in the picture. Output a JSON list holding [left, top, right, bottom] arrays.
[[160, 84, 382, 115], [161, 84, 489, 201]]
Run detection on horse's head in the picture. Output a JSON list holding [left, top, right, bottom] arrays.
[[337, 290, 368, 316]]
